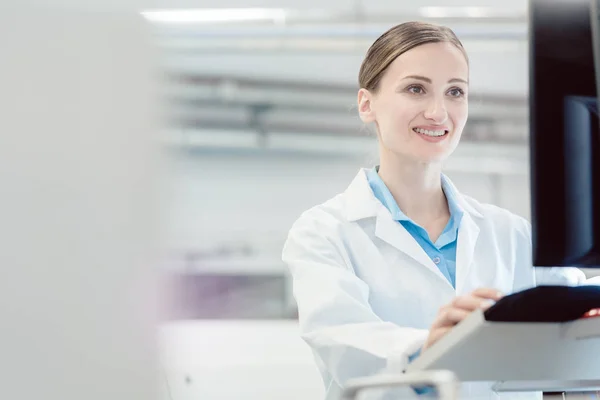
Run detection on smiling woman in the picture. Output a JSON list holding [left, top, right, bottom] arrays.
[[357, 23, 469, 167], [281, 20, 593, 400]]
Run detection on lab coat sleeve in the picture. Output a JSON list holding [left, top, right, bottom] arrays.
[[282, 211, 429, 387], [534, 264, 588, 286]]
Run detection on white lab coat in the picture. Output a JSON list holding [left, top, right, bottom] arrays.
[[282, 169, 591, 400]]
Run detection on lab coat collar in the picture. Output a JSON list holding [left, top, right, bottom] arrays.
[[344, 169, 382, 221], [344, 168, 482, 293], [439, 173, 483, 220], [345, 168, 483, 222]]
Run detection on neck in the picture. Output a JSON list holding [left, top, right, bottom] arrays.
[[377, 150, 449, 225]]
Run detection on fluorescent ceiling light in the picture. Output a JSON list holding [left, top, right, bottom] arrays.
[[419, 6, 519, 19], [141, 8, 287, 24]]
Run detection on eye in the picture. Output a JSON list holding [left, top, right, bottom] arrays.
[[406, 85, 425, 95], [448, 87, 466, 98]]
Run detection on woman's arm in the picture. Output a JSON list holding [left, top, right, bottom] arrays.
[[282, 211, 428, 387]]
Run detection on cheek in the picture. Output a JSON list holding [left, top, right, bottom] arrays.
[[450, 103, 469, 129], [374, 98, 422, 134], [387, 101, 419, 125]]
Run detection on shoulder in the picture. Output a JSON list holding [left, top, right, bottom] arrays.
[[458, 192, 587, 287], [286, 192, 351, 241], [284, 168, 376, 259], [461, 194, 531, 239], [282, 191, 358, 273], [460, 194, 539, 289]]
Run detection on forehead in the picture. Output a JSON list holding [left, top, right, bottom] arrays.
[[384, 42, 469, 83]]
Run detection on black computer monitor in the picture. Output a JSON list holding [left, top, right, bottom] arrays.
[[530, 0, 600, 268]]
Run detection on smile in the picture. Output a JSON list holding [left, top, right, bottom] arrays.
[[412, 127, 448, 137]]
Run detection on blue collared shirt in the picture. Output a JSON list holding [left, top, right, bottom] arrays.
[[366, 166, 463, 288]]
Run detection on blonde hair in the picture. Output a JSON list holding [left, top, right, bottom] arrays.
[[358, 21, 468, 92]]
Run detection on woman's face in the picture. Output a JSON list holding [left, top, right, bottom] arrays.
[[358, 42, 469, 164]]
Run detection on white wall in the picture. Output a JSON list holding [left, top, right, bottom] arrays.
[[163, 145, 531, 266]]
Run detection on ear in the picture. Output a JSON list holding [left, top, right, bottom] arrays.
[[357, 88, 376, 123]]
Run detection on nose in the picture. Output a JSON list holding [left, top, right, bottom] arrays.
[[423, 96, 448, 124]]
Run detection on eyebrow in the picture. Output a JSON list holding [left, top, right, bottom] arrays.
[[401, 75, 469, 84]]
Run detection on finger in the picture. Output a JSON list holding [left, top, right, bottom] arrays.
[[429, 326, 453, 344], [423, 326, 453, 351], [444, 307, 471, 324], [471, 287, 504, 301], [452, 295, 487, 311], [452, 295, 496, 312], [431, 307, 470, 329]]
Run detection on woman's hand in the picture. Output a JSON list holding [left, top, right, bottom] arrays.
[[422, 288, 504, 352]]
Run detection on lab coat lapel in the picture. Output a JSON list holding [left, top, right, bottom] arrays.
[[455, 210, 480, 294], [442, 175, 483, 294], [374, 210, 450, 284], [345, 169, 455, 285]]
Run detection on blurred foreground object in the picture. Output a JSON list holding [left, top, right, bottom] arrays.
[[0, 6, 162, 400], [340, 370, 460, 400]]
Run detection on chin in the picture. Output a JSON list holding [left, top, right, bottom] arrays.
[[409, 147, 454, 164], [383, 137, 459, 164], [420, 142, 459, 163], [388, 150, 447, 165], [418, 154, 449, 164]]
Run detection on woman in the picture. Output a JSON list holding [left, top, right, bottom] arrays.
[[281, 22, 588, 399]]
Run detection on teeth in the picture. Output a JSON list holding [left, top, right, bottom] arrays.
[[414, 128, 446, 137]]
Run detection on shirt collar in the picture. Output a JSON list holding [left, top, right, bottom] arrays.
[[366, 166, 464, 224], [366, 166, 409, 221]]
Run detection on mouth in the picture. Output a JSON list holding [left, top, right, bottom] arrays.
[[412, 127, 449, 138]]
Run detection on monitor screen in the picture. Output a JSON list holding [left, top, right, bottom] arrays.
[[530, 0, 600, 267]]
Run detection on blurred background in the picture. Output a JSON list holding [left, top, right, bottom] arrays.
[[148, 1, 599, 400]]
